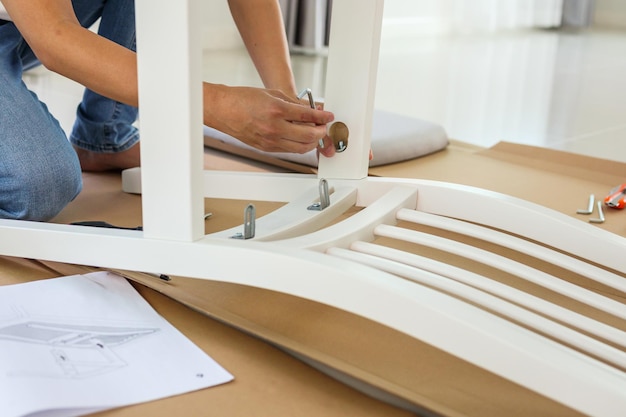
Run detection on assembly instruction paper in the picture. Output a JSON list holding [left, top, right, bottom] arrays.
[[0, 271, 234, 417]]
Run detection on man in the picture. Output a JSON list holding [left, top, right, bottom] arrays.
[[0, 0, 335, 220]]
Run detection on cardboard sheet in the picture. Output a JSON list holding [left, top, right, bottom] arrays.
[[0, 258, 413, 417], [3, 141, 625, 417]]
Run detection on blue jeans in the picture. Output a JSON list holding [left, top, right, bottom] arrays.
[[0, 0, 138, 221]]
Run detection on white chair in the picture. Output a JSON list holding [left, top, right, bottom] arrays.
[[1, 1, 625, 415]]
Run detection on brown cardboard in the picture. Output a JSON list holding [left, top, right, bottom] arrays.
[[3, 141, 625, 416], [0, 258, 414, 417], [370, 141, 626, 236]]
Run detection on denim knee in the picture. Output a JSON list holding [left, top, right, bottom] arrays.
[[0, 157, 83, 221], [0, 17, 83, 221]]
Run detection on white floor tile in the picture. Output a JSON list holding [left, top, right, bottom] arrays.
[[374, 28, 626, 162], [551, 125, 626, 162]]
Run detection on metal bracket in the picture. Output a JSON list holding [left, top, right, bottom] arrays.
[[307, 179, 330, 211], [231, 204, 256, 239]]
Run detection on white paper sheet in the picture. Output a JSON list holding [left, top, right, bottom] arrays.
[[0, 271, 234, 417]]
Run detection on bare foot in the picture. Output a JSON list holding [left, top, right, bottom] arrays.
[[74, 143, 141, 172]]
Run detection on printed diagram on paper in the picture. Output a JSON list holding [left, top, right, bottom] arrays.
[[0, 272, 233, 417], [0, 308, 159, 379]]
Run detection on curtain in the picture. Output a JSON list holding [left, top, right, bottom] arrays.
[[279, 0, 595, 54], [382, 0, 564, 36], [280, 0, 332, 54], [562, 0, 595, 27]]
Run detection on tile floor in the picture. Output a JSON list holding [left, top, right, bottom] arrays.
[[23, 25, 626, 163]]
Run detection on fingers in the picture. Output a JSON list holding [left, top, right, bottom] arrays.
[[269, 121, 328, 154], [270, 98, 334, 154], [282, 99, 334, 126], [262, 124, 336, 156], [317, 135, 336, 158], [208, 85, 337, 156], [296, 106, 335, 126]]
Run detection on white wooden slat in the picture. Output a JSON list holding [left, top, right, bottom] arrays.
[[350, 241, 626, 349], [122, 168, 323, 203], [396, 208, 626, 292], [274, 186, 417, 251], [375, 224, 626, 321], [327, 246, 626, 369], [362, 177, 626, 272]]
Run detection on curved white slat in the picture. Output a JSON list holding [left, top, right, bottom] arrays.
[[327, 246, 626, 369], [350, 241, 626, 349], [345, 177, 626, 272], [375, 224, 626, 321], [396, 208, 626, 292], [209, 186, 357, 241], [275, 186, 417, 251], [0, 218, 625, 416]]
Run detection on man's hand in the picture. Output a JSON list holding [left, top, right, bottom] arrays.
[[203, 83, 334, 155]]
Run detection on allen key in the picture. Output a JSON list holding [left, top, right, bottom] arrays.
[[308, 178, 330, 211], [231, 204, 256, 239], [297, 88, 315, 109], [576, 194, 595, 215], [297, 88, 325, 149], [589, 201, 605, 224]]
